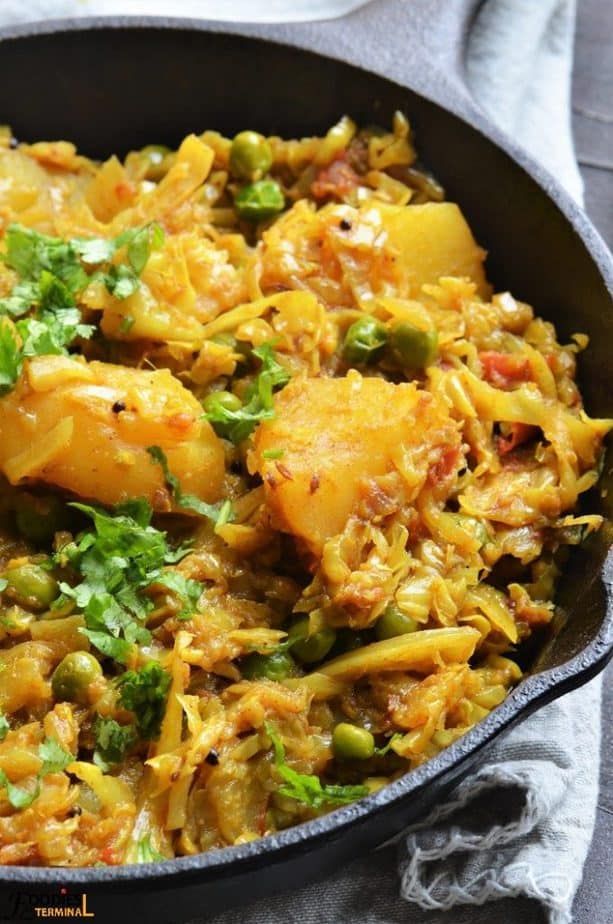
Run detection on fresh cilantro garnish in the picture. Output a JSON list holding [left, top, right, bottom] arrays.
[[3, 225, 89, 295], [135, 834, 165, 863], [116, 223, 165, 275], [93, 717, 137, 771], [0, 713, 9, 741], [154, 570, 204, 621], [0, 770, 39, 809], [265, 722, 368, 809], [71, 236, 116, 265], [38, 736, 73, 775], [0, 226, 91, 338], [55, 500, 192, 664], [0, 280, 41, 318], [17, 308, 94, 357], [0, 222, 164, 394], [118, 662, 171, 740], [1, 222, 164, 311], [146, 445, 234, 526], [0, 318, 23, 394], [0, 735, 72, 811], [98, 224, 164, 298], [102, 263, 140, 300], [204, 343, 290, 444]]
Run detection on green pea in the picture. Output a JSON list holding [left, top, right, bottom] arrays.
[[234, 180, 285, 222], [202, 390, 242, 415], [51, 651, 103, 704], [375, 604, 418, 641], [288, 617, 336, 664], [388, 323, 438, 369], [241, 650, 296, 681], [2, 563, 59, 610], [342, 317, 388, 365], [230, 131, 273, 181], [14, 493, 67, 544], [140, 144, 173, 181], [332, 723, 375, 761]]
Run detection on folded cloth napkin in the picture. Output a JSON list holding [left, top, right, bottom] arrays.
[[0, 1, 600, 922]]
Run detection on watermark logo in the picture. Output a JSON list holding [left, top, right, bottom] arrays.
[[4, 888, 95, 921]]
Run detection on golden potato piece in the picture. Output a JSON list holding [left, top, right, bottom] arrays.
[[0, 355, 224, 510], [375, 202, 490, 298], [251, 373, 460, 555]]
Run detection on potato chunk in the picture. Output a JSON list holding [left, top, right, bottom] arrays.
[[250, 373, 460, 555], [376, 202, 490, 298], [0, 355, 224, 510]]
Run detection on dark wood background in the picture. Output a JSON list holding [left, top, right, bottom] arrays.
[[571, 0, 612, 920]]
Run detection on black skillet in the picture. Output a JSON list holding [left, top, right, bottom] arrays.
[[0, 3, 611, 922]]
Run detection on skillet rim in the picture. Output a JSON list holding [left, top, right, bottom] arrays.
[[0, 15, 610, 888]]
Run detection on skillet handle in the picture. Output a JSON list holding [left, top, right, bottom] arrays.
[[364, 0, 484, 97], [239, 0, 486, 125]]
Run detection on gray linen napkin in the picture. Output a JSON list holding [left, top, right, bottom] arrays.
[[0, 2, 601, 922]]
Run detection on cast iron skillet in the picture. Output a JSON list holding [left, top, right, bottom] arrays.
[[0, 4, 611, 922]]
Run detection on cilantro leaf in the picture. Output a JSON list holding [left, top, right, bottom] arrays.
[[265, 722, 368, 809], [38, 737, 73, 775], [102, 263, 140, 300], [93, 717, 137, 771], [102, 223, 164, 296], [3, 224, 89, 294], [0, 713, 9, 741], [146, 445, 234, 525], [82, 630, 134, 665], [0, 735, 71, 811], [0, 222, 164, 395], [0, 318, 22, 394], [0, 279, 40, 318], [71, 237, 116, 265], [114, 497, 154, 528], [251, 343, 291, 390], [17, 308, 94, 357], [155, 571, 203, 620], [68, 502, 171, 597], [57, 500, 181, 664], [0, 769, 40, 809], [204, 342, 290, 444], [118, 662, 171, 740]]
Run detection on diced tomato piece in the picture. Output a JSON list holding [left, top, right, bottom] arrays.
[[497, 422, 538, 455], [479, 351, 531, 389], [545, 353, 558, 371], [311, 154, 360, 200], [114, 181, 135, 201], [100, 846, 119, 865], [428, 446, 460, 486]]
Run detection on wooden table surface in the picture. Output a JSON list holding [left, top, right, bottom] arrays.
[[570, 1, 613, 921]]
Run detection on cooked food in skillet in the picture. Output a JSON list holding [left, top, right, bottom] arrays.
[[0, 114, 607, 866]]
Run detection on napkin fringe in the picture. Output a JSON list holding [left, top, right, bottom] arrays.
[[400, 851, 573, 924], [400, 766, 543, 848]]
